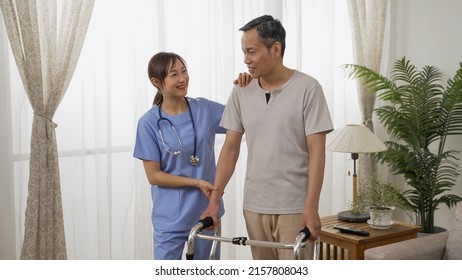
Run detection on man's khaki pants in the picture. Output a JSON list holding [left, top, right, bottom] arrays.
[[244, 210, 313, 260]]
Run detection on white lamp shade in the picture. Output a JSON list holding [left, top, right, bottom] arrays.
[[327, 124, 387, 153]]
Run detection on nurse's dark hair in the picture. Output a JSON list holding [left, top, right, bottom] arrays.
[[239, 15, 286, 58], [147, 52, 187, 105]]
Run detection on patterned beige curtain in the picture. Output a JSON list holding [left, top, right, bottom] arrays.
[[347, 0, 388, 181], [0, 0, 94, 259]]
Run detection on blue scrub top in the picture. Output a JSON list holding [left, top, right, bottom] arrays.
[[133, 97, 226, 231]]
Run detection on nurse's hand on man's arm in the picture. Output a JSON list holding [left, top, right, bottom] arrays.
[[195, 179, 217, 199], [233, 72, 252, 87]]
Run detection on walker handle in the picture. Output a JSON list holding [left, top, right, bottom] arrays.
[[198, 216, 214, 230], [299, 227, 311, 242]]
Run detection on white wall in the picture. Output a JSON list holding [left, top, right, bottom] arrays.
[[380, 0, 462, 230]]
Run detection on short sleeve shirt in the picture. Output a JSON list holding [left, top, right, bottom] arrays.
[[221, 70, 333, 214]]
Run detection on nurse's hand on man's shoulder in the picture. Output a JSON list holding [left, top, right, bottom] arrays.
[[196, 179, 218, 199], [233, 72, 252, 87]]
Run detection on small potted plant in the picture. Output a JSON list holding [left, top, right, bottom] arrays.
[[354, 174, 412, 229]]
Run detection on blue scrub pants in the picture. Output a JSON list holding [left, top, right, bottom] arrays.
[[153, 228, 220, 260]]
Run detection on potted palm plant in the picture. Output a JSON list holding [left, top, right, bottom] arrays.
[[354, 175, 412, 229], [343, 57, 462, 233]]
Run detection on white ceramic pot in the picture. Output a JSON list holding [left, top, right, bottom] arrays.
[[368, 207, 395, 229]]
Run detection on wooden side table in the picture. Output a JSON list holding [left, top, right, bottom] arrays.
[[319, 215, 421, 260]]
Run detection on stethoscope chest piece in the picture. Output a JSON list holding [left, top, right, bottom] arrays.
[[189, 155, 200, 166]]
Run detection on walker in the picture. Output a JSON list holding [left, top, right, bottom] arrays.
[[186, 216, 319, 260]]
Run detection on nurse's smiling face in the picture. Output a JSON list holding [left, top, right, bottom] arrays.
[[161, 58, 189, 99]]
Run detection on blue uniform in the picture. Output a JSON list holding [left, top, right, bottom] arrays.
[[134, 97, 226, 259]]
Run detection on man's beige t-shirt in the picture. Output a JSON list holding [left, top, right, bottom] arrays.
[[221, 70, 333, 214]]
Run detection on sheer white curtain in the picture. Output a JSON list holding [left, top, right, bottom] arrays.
[[0, 8, 15, 260], [1, 0, 360, 260]]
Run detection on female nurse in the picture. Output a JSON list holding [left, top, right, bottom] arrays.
[[133, 52, 248, 259]]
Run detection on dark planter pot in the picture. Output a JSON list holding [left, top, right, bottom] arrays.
[[417, 226, 447, 237]]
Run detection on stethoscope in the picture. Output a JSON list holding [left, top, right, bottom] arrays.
[[157, 97, 199, 166]]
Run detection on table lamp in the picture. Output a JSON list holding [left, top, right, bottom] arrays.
[[327, 124, 387, 222]]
